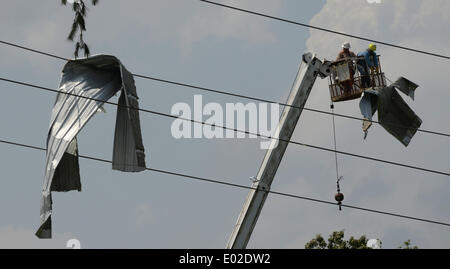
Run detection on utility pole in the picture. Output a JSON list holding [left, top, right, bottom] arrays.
[[226, 53, 330, 249]]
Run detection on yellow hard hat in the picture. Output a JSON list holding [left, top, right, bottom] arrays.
[[369, 43, 377, 51]]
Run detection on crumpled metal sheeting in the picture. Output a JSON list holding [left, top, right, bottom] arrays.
[[359, 89, 378, 121], [377, 86, 422, 147], [36, 55, 146, 238], [112, 66, 146, 172], [359, 89, 378, 139], [391, 77, 419, 101], [359, 79, 422, 147], [51, 138, 81, 192]]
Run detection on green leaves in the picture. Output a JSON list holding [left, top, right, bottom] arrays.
[[399, 240, 419, 249], [305, 234, 327, 249], [61, 0, 99, 59], [74, 41, 89, 59], [305, 230, 370, 249], [305, 230, 420, 249]]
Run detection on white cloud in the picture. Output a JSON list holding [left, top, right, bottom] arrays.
[[306, 0, 450, 56]]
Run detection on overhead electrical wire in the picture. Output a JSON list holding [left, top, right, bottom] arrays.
[[198, 0, 450, 60], [1, 40, 449, 138], [1, 138, 449, 228], [1, 76, 449, 178], [0, 40, 69, 61]]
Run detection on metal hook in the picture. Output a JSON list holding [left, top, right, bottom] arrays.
[[336, 176, 344, 211]]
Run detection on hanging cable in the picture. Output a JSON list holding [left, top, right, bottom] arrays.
[[331, 102, 344, 211], [331, 103, 340, 181], [335, 176, 344, 211]]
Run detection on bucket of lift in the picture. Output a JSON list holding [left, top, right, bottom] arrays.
[[328, 56, 387, 102]]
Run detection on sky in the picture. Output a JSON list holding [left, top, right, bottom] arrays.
[[0, 0, 449, 249]]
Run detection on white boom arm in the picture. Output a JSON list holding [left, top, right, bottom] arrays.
[[226, 53, 330, 249]]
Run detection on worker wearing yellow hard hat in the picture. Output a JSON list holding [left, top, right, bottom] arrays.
[[357, 43, 380, 88]]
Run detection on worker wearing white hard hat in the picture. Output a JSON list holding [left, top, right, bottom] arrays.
[[335, 42, 357, 92], [342, 42, 351, 49], [337, 41, 356, 60]]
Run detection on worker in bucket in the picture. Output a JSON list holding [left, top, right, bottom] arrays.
[[357, 43, 379, 88], [336, 41, 356, 92], [336, 41, 356, 60]]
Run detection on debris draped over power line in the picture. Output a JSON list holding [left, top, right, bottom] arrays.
[[36, 55, 146, 239], [327, 51, 422, 147], [359, 77, 422, 147]]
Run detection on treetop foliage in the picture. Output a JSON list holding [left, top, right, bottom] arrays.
[[305, 230, 419, 249]]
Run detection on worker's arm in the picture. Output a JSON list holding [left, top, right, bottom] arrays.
[[373, 53, 379, 68]]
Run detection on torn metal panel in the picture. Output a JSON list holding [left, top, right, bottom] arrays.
[[377, 86, 422, 147], [359, 80, 422, 147], [36, 55, 146, 239], [359, 90, 378, 139], [113, 66, 146, 171], [51, 138, 81, 192], [359, 90, 378, 121], [391, 77, 419, 100]]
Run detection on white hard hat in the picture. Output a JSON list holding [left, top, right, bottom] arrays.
[[342, 42, 351, 49]]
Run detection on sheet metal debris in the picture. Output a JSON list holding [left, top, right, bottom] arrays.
[[359, 77, 422, 147], [36, 55, 146, 238]]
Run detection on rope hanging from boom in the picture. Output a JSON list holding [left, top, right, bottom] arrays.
[[331, 102, 344, 211]]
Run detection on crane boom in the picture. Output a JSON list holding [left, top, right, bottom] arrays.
[[226, 53, 330, 249]]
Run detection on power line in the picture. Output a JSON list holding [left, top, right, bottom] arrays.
[[1, 39, 449, 138], [1, 76, 450, 178], [1, 137, 449, 228], [0, 40, 69, 61], [198, 0, 450, 60]]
